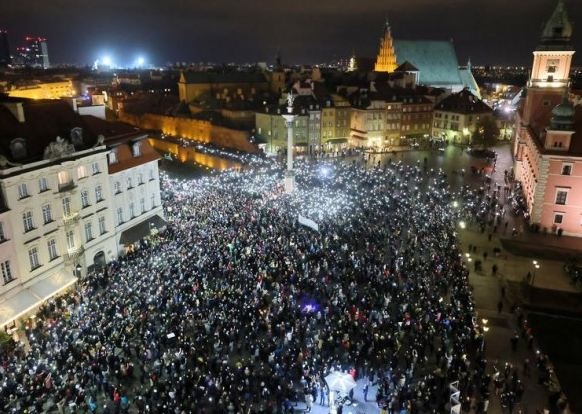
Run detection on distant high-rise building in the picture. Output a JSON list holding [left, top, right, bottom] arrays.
[[374, 20, 398, 73], [0, 30, 10, 66], [16, 36, 50, 68]]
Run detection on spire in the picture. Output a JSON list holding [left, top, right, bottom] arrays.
[[467, 57, 472, 71], [374, 19, 398, 73], [538, 0, 573, 50]]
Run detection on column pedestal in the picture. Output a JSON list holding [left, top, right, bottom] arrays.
[[284, 170, 295, 193]]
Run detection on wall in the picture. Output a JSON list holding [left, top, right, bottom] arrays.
[[119, 112, 258, 153], [149, 139, 243, 170]]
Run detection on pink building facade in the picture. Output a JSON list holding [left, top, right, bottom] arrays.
[[513, 0, 582, 236]]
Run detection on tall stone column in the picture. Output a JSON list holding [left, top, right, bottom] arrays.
[[282, 92, 296, 193]]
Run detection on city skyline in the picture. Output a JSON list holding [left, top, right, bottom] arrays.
[[2, 0, 582, 66]]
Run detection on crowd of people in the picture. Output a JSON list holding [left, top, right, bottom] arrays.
[[0, 158, 503, 413]]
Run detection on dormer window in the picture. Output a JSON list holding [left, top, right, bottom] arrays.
[[10, 138, 27, 160], [109, 150, 118, 164], [132, 142, 141, 157]]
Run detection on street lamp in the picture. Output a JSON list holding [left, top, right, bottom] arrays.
[[531, 260, 540, 286], [75, 264, 82, 279]]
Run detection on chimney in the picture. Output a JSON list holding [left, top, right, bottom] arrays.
[[3, 102, 25, 123]]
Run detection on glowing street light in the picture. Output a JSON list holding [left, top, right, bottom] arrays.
[[531, 260, 540, 286], [102, 55, 113, 67], [459, 220, 466, 229]]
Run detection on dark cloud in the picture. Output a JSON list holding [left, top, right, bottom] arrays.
[[2, 0, 581, 66]]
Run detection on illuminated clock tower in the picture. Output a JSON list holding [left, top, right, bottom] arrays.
[[522, 0, 574, 125]]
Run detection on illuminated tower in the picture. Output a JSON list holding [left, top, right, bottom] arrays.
[[522, 0, 573, 125], [374, 19, 398, 73], [348, 50, 358, 72]]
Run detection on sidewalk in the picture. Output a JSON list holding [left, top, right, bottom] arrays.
[[459, 226, 573, 413]]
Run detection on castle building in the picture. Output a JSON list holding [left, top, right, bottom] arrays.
[[513, 0, 582, 236]]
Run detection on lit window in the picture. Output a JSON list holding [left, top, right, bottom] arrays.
[[57, 171, 70, 186], [77, 165, 88, 179]]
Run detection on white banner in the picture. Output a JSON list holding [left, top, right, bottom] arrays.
[[298, 214, 319, 232]]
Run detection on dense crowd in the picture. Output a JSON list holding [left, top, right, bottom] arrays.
[[0, 159, 491, 413]]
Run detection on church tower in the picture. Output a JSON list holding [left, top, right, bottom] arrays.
[[522, 0, 574, 124], [374, 20, 398, 73]]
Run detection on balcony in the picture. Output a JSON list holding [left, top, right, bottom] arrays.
[[62, 212, 80, 226], [58, 181, 77, 193], [63, 246, 84, 264]]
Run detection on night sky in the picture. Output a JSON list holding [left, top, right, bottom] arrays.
[[3, 0, 582, 66]]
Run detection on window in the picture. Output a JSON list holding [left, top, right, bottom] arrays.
[[95, 185, 104, 202], [77, 165, 88, 180], [140, 198, 146, 214], [28, 247, 40, 270], [0, 222, 4, 241], [47, 239, 58, 261], [1, 261, 13, 284], [91, 162, 100, 175], [129, 202, 136, 218], [554, 213, 564, 224], [18, 183, 29, 199], [151, 193, 156, 208], [66, 230, 75, 250], [23, 211, 34, 232], [138, 173, 144, 185], [98, 216, 106, 235], [562, 164, 572, 176], [62, 197, 72, 216], [108, 151, 118, 164], [132, 142, 141, 157], [84, 222, 93, 242], [555, 190, 568, 205], [57, 171, 70, 185], [114, 181, 122, 194], [42, 204, 53, 224], [39, 177, 48, 192], [81, 190, 90, 208], [127, 177, 133, 189], [117, 208, 124, 225]]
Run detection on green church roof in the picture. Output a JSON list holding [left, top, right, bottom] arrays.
[[393, 40, 462, 86]]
